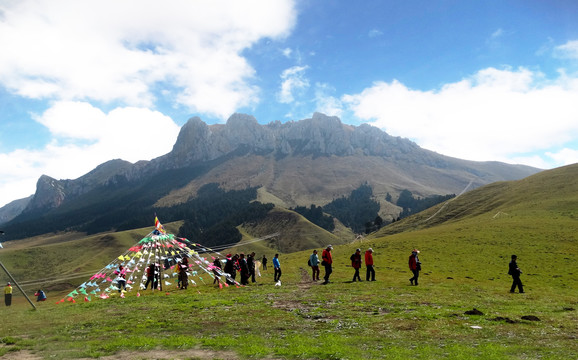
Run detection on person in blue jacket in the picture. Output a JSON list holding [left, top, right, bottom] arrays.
[[273, 254, 281, 282], [35, 289, 47, 302]]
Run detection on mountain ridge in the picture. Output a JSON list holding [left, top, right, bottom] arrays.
[[0, 112, 541, 237]]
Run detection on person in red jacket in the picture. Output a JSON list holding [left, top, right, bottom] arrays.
[[321, 245, 333, 285], [408, 249, 421, 285], [350, 248, 362, 282], [365, 248, 375, 281]]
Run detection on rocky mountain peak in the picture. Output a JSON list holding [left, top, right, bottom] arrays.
[[26, 175, 66, 211]]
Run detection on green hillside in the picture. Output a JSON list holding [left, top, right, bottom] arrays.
[[0, 165, 576, 359]]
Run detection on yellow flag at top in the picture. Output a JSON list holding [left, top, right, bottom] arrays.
[[154, 216, 166, 234]]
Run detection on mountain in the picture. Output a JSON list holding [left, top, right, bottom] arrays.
[[0, 196, 32, 225], [0, 112, 541, 240]]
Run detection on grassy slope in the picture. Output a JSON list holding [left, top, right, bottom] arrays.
[[0, 165, 576, 359]]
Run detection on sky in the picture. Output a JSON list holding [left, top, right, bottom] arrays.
[[1, 0, 578, 208]]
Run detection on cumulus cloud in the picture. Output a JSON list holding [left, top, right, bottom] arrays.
[[0, 101, 180, 207], [278, 65, 310, 103], [343, 66, 578, 168], [0, 0, 297, 119]]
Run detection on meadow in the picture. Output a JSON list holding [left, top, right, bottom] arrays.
[[0, 165, 577, 359]]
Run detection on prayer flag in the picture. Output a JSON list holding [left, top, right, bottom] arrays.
[[154, 216, 166, 234]]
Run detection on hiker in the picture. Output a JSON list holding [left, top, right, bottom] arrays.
[[175, 260, 183, 288], [4, 282, 12, 306], [35, 289, 47, 302], [321, 245, 333, 284], [225, 254, 240, 285], [179, 256, 189, 289], [223, 254, 235, 285], [508, 255, 524, 293], [239, 253, 250, 285], [365, 248, 376, 281], [262, 255, 268, 270], [212, 257, 222, 285], [350, 248, 362, 282], [248, 252, 257, 283], [145, 263, 155, 290], [409, 249, 421, 285], [273, 253, 282, 282], [309, 249, 320, 281], [116, 265, 127, 293]]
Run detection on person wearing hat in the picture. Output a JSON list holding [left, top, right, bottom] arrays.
[[508, 255, 524, 293], [408, 249, 421, 285], [4, 282, 12, 306], [321, 245, 333, 284], [365, 248, 376, 281], [350, 248, 363, 282]]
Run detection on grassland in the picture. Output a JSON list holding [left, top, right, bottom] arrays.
[[0, 165, 576, 359]]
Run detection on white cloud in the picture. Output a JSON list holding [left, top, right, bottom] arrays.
[[282, 48, 293, 58], [343, 66, 578, 167], [0, 0, 297, 119], [314, 83, 343, 117], [368, 29, 383, 38], [545, 147, 578, 166], [0, 102, 180, 207], [554, 40, 578, 59], [278, 65, 310, 103], [491, 28, 504, 39]]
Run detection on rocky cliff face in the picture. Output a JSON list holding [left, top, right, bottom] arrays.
[[167, 112, 421, 165]]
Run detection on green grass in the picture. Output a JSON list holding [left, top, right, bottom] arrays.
[[0, 165, 576, 359]]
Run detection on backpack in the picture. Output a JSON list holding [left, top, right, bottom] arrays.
[[308, 258, 311, 266]]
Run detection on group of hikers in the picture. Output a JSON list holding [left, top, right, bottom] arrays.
[[216, 252, 282, 285], [306, 246, 419, 285], [2, 248, 525, 307]]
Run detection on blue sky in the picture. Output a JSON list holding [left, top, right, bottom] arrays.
[[1, 0, 578, 207]]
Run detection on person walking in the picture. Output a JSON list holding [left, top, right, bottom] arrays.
[[309, 250, 320, 281], [239, 253, 250, 285], [408, 249, 421, 285], [248, 252, 257, 283], [212, 257, 222, 285], [116, 265, 127, 293], [350, 248, 362, 282], [365, 248, 376, 281], [508, 255, 524, 293], [4, 282, 12, 306], [273, 253, 282, 283], [262, 255, 268, 270], [224, 254, 237, 285], [179, 256, 189, 290], [321, 245, 333, 284], [145, 263, 155, 290]]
